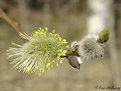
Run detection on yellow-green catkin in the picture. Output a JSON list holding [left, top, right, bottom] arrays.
[[7, 27, 69, 76]]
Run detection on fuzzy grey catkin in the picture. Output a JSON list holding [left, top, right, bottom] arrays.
[[78, 34, 104, 61]]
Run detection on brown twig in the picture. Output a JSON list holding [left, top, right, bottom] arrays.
[[61, 50, 78, 58], [0, 8, 28, 42]]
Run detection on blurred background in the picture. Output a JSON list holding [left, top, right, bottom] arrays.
[[0, 0, 121, 91]]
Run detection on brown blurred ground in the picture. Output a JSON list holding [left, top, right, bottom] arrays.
[[0, 49, 121, 91]]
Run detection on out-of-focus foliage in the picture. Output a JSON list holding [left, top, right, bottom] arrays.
[[0, 0, 121, 91]]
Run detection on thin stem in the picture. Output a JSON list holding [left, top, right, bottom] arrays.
[[0, 8, 28, 42], [61, 50, 78, 58]]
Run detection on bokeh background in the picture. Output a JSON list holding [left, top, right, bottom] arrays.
[[0, 0, 121, 91]]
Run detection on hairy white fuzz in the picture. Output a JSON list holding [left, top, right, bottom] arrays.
[[77, 57, 83, 64], [78, 34, 104, 61]]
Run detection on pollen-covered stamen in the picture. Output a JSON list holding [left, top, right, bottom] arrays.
[[19, 32, 30, 40]]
